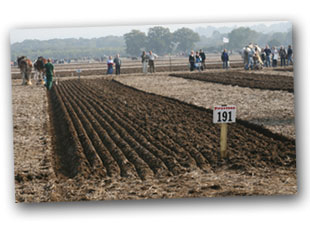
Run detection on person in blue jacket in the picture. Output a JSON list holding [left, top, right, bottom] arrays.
[[221, 49, 229, 69], [264, 45, 272, 67]]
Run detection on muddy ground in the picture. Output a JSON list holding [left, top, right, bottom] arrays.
[[13, 68, 296, 202]]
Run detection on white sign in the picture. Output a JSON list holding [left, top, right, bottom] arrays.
[[76, 69, 81, 73], [223, 37, 229, 43], [213, 105, 236, 123]]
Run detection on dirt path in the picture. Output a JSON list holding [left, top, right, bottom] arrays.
[[12, 80, 57, 202]]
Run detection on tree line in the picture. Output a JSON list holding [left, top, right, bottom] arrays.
[[10, 26, 292, 61], [123, 27, 200, 56], [10, 36, 126, 61]]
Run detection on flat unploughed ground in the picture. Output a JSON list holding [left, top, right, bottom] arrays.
[[13, 67, 297, 203]]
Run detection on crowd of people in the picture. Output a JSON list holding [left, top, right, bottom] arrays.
[[19, 44, 294, 91], [244, 44, 293, 70], [106, 50, 159, 75], [188, 44, 293, 72], [189, 49, 207, 71], [189, 48, 231, 71], [261, 45, 293, 68], [49, 44, 294, 80]]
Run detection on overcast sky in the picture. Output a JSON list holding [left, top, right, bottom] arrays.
[[10, 21, 287, 44]]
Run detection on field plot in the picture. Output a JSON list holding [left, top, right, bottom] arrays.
[[13, 67, 297, 202], [115, 70, 295, 139], [25, 78, 295, 201], [170, 69, 294, 92]]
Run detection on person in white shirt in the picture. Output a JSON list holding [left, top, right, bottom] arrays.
[[141, 51, 148, 74], [148, 50, 157, 73], [271, 47, 279, 67]]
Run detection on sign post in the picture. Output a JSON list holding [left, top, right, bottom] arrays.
[[220, 123, 228, 158], [213, 105, 236, 159]]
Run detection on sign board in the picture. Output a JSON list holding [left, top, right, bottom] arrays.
[[213, 105, 236, 123], [76, 69, 81, 73], [223, 37, 229, 43]]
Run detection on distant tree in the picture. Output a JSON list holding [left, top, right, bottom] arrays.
[[124, 30, 147, 56], [172, 27, 200, 53], [227, 27, 258, 50], [268, 39, 281, 48], [147, 26, 172, 55], [285, 30, 293, 46]]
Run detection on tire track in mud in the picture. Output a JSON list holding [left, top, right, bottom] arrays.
[[49, 79, 296, 179]]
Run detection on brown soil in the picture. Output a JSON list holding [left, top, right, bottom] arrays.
[[13, 71, 297, 203], [49, 79, 295, 187], [170, 70, 294, 92]]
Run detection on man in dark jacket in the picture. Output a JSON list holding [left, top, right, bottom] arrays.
[[264, 45, 272, 67], [113, 54, 121, 75], [189, 50, 195, 71], [287, 45, 293, 65], [221, 49, 229, 69], [279, 46, 287, 66], [199, 49, 206, 70]]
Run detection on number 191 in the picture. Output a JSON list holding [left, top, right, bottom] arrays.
[[217, 111, 232, 122]]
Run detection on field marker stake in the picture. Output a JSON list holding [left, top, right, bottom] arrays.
[[213, 104, 236, 160], [220, 123, 228, 159]]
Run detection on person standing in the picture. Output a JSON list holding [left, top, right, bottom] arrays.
[[199, 49, 206, 70], [221, 49, 229, 69], [44, 58, 55, 90], [113, 54, 121, 75], [279, 46, 287, 66], [272, 47, 279, 67], [260, 48, 266, 66], [247, 46, 255, 70], [264, 45, 272, 67], [148, 51, 156, 73], [195, 51, 202, 71], [107, 56, 114, 74], [189, 50, 195, 71], [287, 45, 293, 65], [141, 51, 148, 74]]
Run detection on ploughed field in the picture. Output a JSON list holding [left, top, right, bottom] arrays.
[[50, 78, 295, 182], [170, 69, 294, 93]]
